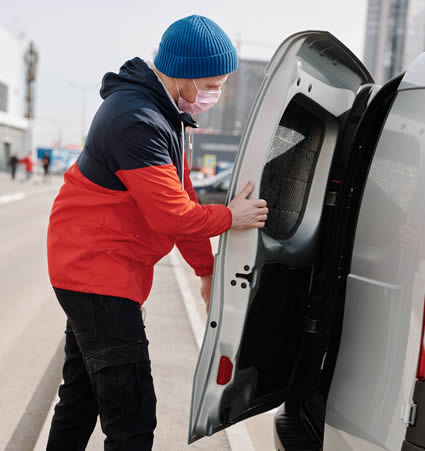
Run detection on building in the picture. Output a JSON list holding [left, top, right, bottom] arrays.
[[192, 58, 268, 172], [363, 0, 425, 83], [196, 58, 268, 135], [0, 26, 29, 171], [404, 0, 425, 70]]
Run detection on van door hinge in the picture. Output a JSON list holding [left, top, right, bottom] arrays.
[[325, 190, 338, 206], [400, 402, 417, 426]]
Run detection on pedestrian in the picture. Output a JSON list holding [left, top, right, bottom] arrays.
[[42, 152, 51, 182], [8, 154, 18, 180], [46, 15, 268, 451], [19, 152, 33, 181]]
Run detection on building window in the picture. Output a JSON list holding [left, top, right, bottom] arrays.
[[0, 82, 8, 112]]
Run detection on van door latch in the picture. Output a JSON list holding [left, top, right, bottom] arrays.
[[235, 272, 253, 283], [401, 402, 417, 425]]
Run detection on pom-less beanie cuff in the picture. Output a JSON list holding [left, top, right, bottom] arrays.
[[155, 46, 238, 78], [154, 15, 238, 79]]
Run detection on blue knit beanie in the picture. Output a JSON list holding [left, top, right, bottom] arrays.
[[154, 15, 238, 79]]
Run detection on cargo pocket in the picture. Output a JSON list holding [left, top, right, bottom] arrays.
[[86, 340, 151, 414]]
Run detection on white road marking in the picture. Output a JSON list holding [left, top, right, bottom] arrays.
[[0, 192, 26, 204], [169, 247, 257, 451], [169, 249, 205, 350]]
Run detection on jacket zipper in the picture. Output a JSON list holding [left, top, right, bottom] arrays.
[[181, 121, 185, 190]]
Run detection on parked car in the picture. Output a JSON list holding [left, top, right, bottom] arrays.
[[192, 168, 232, 204], [189, 30, 425, 451]]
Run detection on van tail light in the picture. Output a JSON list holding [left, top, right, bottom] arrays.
[[217, 356, 233, 385], [417, 302, 425, 380]]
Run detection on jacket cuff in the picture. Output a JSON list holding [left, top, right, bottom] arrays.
[[195, 266, 214, 277]]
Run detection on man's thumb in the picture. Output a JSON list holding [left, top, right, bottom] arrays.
[[235, 181, 254, 199]]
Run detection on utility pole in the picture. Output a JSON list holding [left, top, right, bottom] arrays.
[[24, 41, 38, 120], [24, 41, 38, 165], [68, 82, 97, 147]]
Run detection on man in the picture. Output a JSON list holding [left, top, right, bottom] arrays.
[[42, 152, 51, 182], [46, 15, 268, 451], [19, 152, 33, 180], [8, 154, 18, 180]]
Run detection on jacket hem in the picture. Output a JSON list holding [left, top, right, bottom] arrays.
[[50, 280, 144, 305]]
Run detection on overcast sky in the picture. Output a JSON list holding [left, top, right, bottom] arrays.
[[2, 0, 368, 147]]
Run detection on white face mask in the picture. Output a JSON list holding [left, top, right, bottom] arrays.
[[176, 79, 221, 115]]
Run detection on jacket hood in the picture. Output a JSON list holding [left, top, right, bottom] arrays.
[[100, 57, 198, 128]]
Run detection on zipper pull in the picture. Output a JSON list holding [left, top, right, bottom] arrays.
[[188, 128, 193, 171]]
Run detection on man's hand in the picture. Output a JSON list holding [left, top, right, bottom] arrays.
[[228, 182, 268, 230], [200, 274, 213, 312]]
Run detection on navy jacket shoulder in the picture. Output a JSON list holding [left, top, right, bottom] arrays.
[[77, 58, 197, 191]]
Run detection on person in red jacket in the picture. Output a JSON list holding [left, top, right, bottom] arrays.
[[19, 153, 33, 180], [46, 16, 268, 451]]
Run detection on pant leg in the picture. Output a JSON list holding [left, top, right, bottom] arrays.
[[47, 320, 99, 451], [53, 288, 157, 451]]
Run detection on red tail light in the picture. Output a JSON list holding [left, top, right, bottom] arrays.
[[417, 304, 425, 380], [217, 356, 233, 385]]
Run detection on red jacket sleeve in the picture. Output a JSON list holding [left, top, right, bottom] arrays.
[[175, 154, 215, 277], [114, 123, 232, 241]]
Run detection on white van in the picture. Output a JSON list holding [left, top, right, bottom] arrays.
[[188, 31, 425, 451]]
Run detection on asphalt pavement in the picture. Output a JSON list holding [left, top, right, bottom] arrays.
[[0, 170, 65, 451], [0, 168, 276, 450]]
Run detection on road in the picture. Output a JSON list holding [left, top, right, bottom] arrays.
[[0, 170, 275, 450]]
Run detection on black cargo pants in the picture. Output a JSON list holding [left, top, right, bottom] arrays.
[[47, 288, 157, 451]]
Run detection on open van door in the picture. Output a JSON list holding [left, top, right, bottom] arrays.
[[189, 31, 374, 443]]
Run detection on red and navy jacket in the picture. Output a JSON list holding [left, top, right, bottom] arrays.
[[47, 58, 232, 305]]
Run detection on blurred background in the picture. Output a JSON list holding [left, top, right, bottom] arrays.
[[1, 1, 425, 450], [1, 0, 423, 179], [2, 0, 423, 178]]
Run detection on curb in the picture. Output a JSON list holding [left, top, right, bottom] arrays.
[[6, 339, 64, 451]]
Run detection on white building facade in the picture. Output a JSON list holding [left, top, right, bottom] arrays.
[[0, 26, 29, 171]]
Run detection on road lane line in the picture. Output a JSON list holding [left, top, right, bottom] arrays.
[[0, 192, 26, 204], [169, 248, 257, 451]]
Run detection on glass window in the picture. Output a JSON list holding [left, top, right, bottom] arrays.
[[0, 82, 8, 113], [260, 98, 325, 238]]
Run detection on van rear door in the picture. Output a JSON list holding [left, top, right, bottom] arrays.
[[189, 31, 374, 444]]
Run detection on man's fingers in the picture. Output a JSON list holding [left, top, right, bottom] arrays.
[[235, 181, 254, 199], [254, 199, 267, 208]]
